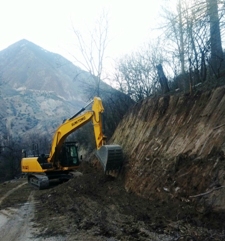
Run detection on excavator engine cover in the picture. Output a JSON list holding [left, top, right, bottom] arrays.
[[95, 145, 123, 173]]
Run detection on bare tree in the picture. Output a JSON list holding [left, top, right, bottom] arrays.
[[114, 41, 165, 101], [156, 64, 170, 94], [158, 0, 225, 92], [0, 137, 23, 181], [71, 10, 110, 97]]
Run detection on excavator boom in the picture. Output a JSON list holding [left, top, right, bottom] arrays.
[[21, 97, 123, 189]]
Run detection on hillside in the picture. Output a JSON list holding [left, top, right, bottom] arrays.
[[111, 86, 225, 210], [0, 39, 88, 138], [1, 85, 224, 240], [0, 39, 90, 101], [0, 39, 132, 140]]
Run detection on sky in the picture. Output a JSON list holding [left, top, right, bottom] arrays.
[[0, 0, 162, 73]]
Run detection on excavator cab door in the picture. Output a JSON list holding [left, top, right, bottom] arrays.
[[60, 142, 80, 167]]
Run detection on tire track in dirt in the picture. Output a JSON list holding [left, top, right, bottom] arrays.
[[0, 181, 67, 241], [0, 191, 36, 241], [0, 181, 27, 205]]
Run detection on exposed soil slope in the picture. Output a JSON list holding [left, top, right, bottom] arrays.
[[111, 86, 225, 211]]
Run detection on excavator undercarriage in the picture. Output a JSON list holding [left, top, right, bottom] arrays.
[[28, 174, 49, 190]]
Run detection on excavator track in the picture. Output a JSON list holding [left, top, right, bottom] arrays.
[[28, 174, 49, 190]]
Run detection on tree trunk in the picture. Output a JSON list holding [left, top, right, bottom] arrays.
[[178, 0, 185, 75], [207, 0, 224, 76], [156, 64, 170, 94]]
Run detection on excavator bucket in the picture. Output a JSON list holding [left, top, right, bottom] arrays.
[[95, 145, 123, 173]]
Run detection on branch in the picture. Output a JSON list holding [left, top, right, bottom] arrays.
[[189, 186, 225, 198]]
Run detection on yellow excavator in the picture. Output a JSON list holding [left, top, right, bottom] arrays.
[[21, 97, 123, 189]]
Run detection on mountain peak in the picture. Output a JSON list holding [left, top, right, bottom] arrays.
[[5, 39, 46, 53], [15, 39, 32, 45], [0, 39, 80, 98]]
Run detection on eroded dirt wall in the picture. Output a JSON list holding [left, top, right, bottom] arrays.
[[112, 87, 225, 159], [110, 86, 225, 208]]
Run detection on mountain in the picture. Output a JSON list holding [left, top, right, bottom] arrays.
[[0, 39, 95, 101], [0, 39, 133, 141]]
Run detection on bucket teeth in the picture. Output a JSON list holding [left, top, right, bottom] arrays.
[[95, 145, 123, 173]]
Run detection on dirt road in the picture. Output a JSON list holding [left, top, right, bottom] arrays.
[[0, 163, 225, 241], [0, 180, 34, 241], [0, 180, 64, 241], [0, 192, 34, 241], [0, 178, 173, 241]]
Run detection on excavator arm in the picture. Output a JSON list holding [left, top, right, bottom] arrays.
[[48, 97, 123, 172], [48, 110, 94, 166], [21, 96, 123, 189]]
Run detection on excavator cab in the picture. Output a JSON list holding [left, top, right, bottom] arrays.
[[59, 142, 123, 173], [59, 142, 80, 167]]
